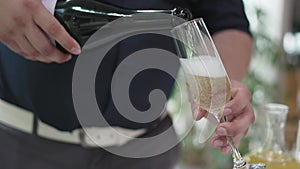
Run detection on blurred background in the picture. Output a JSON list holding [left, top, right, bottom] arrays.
[[168, 0, 300, 168]]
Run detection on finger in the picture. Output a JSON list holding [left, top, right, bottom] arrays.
[[1, 38, 22, 53], [213, 129, 247, 148], [212, 128, 249, 153], [33, 6, 81, 55], [17, 36, 54, 63], [15, 35, 40, 61], [224, 86, 252, 116], [26, 23, 72, 63], [191, 103, 207, 120], [220, 145, 231, 154], [210, 136, 231, 154], [216, 104, 254, 137], [210, 136, 227, 148]]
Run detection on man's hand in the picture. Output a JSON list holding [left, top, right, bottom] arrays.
[[191, 80, 254, 153], [210, 80, 254, 153], [0, 0, 81, 63]]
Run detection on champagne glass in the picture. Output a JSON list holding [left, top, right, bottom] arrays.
[[171, 18, 266, 169]]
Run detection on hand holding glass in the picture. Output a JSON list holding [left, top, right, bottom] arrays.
[[171, 18, 266, 169]]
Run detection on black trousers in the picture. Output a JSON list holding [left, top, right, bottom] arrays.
[[0, 117, 180, 169]]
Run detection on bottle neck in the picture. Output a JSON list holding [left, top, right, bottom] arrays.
[[56, 0, 192, 20], [55, 0, 192, 45]]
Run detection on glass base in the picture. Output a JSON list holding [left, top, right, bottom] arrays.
[[235, 163, 266, 169]]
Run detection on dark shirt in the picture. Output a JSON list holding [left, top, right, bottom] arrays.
[[0, 0, 250, 131]]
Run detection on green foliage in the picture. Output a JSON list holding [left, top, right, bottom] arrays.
[[243, 5, 285, 106]]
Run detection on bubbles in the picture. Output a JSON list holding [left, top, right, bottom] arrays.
[[179, 56, 226, 78]]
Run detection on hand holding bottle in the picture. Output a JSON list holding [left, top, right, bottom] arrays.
[[0, 0, 81, 63]]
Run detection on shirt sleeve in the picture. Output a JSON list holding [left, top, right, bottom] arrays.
[[187, 0, 251, 36]]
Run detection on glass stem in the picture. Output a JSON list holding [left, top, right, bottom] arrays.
[[224, 116, 248, 169], [228, 136, 247, 169]]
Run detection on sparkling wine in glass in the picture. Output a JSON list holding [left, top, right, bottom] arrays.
[[171, 18, 266, 169]]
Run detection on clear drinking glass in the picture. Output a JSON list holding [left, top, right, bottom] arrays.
[[244, 103, 300, 168], [171, 18, 266, 169]]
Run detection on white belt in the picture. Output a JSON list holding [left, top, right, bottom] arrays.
[[0, 99, 147, 147]]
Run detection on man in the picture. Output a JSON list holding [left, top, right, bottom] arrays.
[[0, 0, 254, 168]]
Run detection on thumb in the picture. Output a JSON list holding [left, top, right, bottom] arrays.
[[191, 103, 207, 120]]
